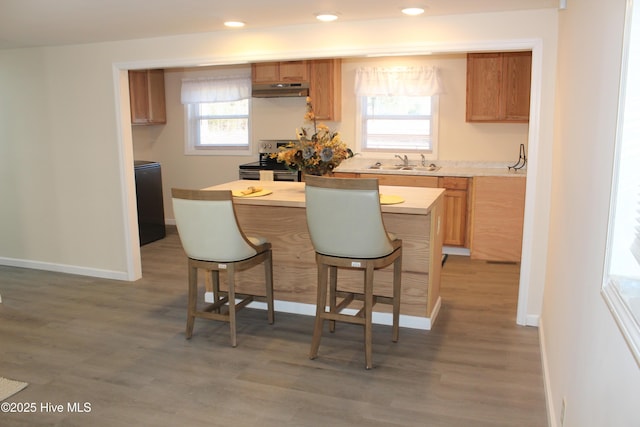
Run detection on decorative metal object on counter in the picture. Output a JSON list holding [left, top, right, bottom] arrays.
[[508, 143, 527, 171]]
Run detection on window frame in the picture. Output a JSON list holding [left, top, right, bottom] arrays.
[[184, 94, 252, 156], [601, 0, 640, 368], [355, 94, 439, 159]]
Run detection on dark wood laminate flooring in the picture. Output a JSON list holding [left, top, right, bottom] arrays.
[[0, 227, 547, 426]]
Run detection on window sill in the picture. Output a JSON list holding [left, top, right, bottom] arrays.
[[602, 279, 640, 367], [185, 146, 252, 156]]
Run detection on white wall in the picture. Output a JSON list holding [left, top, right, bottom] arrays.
[[541, 0, 640, 426], [0, 10, 557, 327]]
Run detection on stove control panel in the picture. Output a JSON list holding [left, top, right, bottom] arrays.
[[259, 139, 295, 154]]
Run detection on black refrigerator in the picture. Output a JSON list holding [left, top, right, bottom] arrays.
[[134, 160, 166, 245]]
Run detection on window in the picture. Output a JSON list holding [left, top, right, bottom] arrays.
[[354, 66, 444, 157], [181, 74, 251, 155], [602, 0, 640, 367], [186, 100, 249, 152], [361, 94, 437, 153]]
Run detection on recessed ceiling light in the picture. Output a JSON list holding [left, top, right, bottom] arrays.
[[401, 7, 425, 16], [224, 21, 246, 28], [316, 13, 338, 22]]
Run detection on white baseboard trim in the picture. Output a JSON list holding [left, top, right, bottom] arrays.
[[204, 292, 436, 330], [442, 246, 471, 256], [538, 319, 554, 427], [526, 314, 540, 327], [0, 256, 130, 281]]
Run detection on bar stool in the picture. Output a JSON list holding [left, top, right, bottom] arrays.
[[304, 175, 402, 369], [171, 188, 274, 347]]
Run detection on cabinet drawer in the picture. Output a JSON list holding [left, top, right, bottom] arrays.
[[364, 173, 439, 187], [332, 172, 359, 178], [439, 176, 468, 190]]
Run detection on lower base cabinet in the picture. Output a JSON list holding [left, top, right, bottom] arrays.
[[438, 177, 470, 247], [470, 176, 526, 262]]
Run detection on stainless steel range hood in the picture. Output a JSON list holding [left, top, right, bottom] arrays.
[[251, 82, 309, 98]]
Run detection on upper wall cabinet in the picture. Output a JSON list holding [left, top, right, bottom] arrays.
[[251, 61, 309, 83], [309, 59, 342, 121], [252, 59, 342, 121], [129, 69, 167, 125], [466, 51, 532, 123]]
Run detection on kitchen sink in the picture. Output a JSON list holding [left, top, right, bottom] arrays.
[[413, 165, 441, 172], [368, 163, 441, 172], [369, 164, 399, 170]]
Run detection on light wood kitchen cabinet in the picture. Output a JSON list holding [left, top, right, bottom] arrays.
[[466, 51, 532, 123], [128, 69, 166, 125], [251, 61, 309, 83], [332, 172, 359, 178], [470, 176, 526, 262], [358, 173, 439, 188], [309, 59, 342, 121], [438, 177, 470, 247]]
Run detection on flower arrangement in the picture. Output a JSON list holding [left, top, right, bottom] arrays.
[[272, 97, 353, 176]]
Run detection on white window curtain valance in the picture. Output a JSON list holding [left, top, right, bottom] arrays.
[[181, 76, 251, 104], [354, 66, 445, 97]]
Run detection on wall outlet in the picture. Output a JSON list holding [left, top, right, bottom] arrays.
[[560, 397, 567, 426]]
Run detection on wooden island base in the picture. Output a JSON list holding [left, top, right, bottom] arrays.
[[202, 180, 444, 330]]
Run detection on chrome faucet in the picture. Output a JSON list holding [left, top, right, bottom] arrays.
[[421, 153, 426, 167], [395, 154, 409, 167]]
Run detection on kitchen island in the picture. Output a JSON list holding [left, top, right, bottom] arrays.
[[202, 180, 445, 329]]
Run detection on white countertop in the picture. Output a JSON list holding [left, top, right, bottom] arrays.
[[334, 157, 527, 178]]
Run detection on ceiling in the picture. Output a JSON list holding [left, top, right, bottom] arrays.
[[0, 0, 558, 50]]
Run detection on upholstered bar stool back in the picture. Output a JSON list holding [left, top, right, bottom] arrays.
[[171, 188, 274, 347], [304, 176, 402, 369]]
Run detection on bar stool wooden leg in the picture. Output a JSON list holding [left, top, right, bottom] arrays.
[[228, 264, 237, 348], [186, 263, 198, 339], [329, 265, 338, 333], [265, 250, 275, 325], [310, 260, 329, 360], [364, 263, 374, 370], [392, 253, 402, 343], [212, 270, 220, 303]]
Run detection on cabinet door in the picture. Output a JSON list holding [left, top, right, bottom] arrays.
[[146, 69, 166, 124], [439, 177, 469, 247], [470, 176, 526, 262], [309, 59, 341, 121], [442, 189, 468, 247], [251, 62, 280, 83], [466, 52, 531, 123], [129, 70, 151, 124], [129, 69, 166, 125], [466, 53, 503, 122], [502, 52, 532, 121], [278, 61, 308, 82]]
